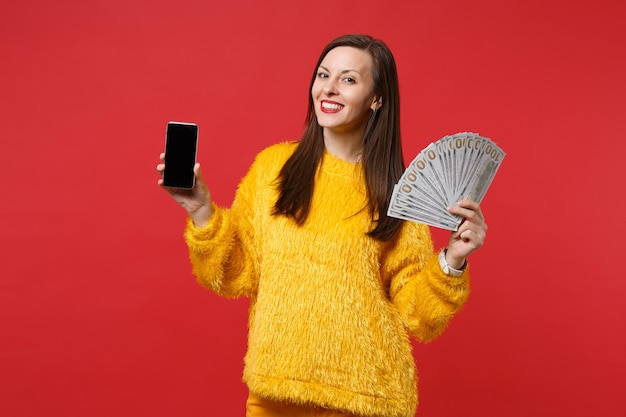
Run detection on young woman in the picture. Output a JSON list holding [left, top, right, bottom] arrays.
[[157, 34, 487, 417]]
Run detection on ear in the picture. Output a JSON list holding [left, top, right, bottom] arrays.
[[371, 96, 382, 111]]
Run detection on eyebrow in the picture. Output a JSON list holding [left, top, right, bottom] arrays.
[[318, 65, 362, 75]]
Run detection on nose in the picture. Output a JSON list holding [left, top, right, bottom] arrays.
[[323, 78, 338, 95]]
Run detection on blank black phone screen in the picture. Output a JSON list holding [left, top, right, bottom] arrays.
[[163, 122, 198, 189]]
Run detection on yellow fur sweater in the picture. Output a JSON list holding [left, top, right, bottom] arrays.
[[184, 142, 470, 417]]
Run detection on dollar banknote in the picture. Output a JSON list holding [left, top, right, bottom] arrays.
[[388, 132, 505, 230]]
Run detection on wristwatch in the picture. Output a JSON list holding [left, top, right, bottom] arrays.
[[438, 249, 467, 277]]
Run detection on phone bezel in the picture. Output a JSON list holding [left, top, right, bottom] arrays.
[[163, 121, 198, 189]]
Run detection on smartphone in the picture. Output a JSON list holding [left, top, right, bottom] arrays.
[[163, 121, 198, 189]]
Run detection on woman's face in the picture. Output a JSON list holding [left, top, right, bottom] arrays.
[[311, 46, 379, 138]]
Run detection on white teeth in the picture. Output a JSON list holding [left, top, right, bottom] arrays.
[[322, 102, 343, 110]]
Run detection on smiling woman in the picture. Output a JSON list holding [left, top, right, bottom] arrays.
[[273, 35, 407, 242], [312, 46, 381, 157], [3, 0, 626, 416], [156, 34, 488, 417]]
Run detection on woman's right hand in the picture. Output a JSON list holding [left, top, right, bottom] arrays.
[[157, 153, 214, 227]]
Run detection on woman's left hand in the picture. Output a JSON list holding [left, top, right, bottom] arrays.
[[445, 199, 488, 269]]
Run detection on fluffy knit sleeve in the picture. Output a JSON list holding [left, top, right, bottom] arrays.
[[183, 159, 261, 299], [384, 221, 470, 343]]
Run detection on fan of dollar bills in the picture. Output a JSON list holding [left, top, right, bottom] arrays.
[[388, 132, 505, 231]]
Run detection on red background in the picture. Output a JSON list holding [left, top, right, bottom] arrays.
[[1, 0, 625, 416]]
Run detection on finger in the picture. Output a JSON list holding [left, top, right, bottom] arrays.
[[458, 199, 483, 217], [159, 153, 165, 162], [462, 215, 487, 232], [457, 228, 485, 247], [449, 201, 484, 223], [156, 163, 165, 174], [455, 218, 487, 241], [457, 198, 478, 208], [193, 163, 205, 186]]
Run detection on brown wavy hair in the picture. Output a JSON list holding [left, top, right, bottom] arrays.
[[272, 34, 405, 241]]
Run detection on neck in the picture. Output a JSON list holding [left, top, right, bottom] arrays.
[[323, 128, 365, 163]]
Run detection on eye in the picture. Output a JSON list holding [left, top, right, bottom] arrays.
[[343, 76, 356, 84], [317, 72, 329, 79]]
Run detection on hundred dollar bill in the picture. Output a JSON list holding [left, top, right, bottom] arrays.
[[455, 138, 505, 203], [388, 132, 505, 231], [410, 157, 446, 203], [391, 183, 459, 223], [388, 186, 461, 230]]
